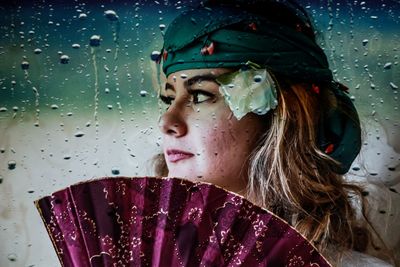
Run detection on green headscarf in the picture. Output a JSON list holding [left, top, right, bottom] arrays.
[[156, 0, 361, 174], [161, 3, 332, 81]]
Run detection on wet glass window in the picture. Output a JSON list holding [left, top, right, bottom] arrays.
[[0, 0, 399, 265]]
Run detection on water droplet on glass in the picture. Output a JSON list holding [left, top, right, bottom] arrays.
[[0, 107, 7, 112], [12, 106, 18, 112], [253, 75, 263, 83], [111, 167, 120, 175], [90, 35, 101, 47], [140, 90, 148, 97], [34, 48, 42, 54], [107, 105, 113, 110], [104, 10, 119, 21], [159, 24, 166, 31], [7, 253, 17, 262], [352, 166, 360, 171], [79, 13, 87, 19], [72, 43, 80, 49], [63, 155, 71, 160], [150, 51, 161, 61], [362, 39, 369, 46], [180, 73, 188, 79], [60, 55, 69, 64], [390, 82, 398, 90], [74, 131, 85, 137], [21, 61, 29, 70], [383, 62, 392, 69], [8, 160, 16, 170]]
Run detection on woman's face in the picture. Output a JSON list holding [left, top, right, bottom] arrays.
[[158, 68, 268, 194]]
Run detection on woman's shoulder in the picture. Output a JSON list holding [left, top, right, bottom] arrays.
[[337, 250, 393, 267]]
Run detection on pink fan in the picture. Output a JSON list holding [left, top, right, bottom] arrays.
[[35, 176, 331, 266]]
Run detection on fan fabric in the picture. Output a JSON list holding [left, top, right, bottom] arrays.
[[35, 177, 331, 267]]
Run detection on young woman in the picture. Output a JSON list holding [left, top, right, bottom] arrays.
[[151, 0, 394, 266]]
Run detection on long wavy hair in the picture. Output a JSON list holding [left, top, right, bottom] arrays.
[[245, 80, 370, 261]]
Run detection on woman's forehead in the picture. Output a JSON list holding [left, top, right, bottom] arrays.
[[166, 68, 234, 82]]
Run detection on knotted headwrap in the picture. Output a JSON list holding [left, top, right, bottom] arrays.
[[156, 0, 361, 174], [161, 3, 332, 81]]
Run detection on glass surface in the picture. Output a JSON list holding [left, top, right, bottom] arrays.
[[0, 0, 399, 266]]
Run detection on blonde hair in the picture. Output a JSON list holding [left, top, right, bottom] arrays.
[[246, 81, 368, 259], [150, 78, 391, 264]]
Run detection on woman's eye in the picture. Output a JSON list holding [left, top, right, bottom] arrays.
[[191, 90, 214, 104]]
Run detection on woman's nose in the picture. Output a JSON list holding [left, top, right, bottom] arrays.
[[158, 104, 188, 137]]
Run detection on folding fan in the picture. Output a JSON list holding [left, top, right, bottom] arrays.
[[35, 176, 331, 267]]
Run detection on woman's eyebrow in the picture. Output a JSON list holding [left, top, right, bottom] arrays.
[[184, 74, 218, 87], [163, 74, 219, 93]]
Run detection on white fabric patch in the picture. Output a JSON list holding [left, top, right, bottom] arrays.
[[217, 68, 278, 120]]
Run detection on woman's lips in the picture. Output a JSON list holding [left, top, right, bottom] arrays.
[[166, 149, 194, 163]]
